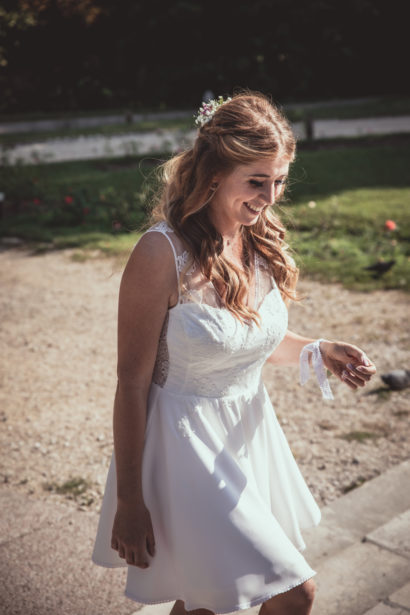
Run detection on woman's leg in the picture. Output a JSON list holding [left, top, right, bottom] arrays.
[[169, 599, 215, 615], [258, 579, 316, 615]]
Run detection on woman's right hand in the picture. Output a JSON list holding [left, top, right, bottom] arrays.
[[111, 499, 156, 568]]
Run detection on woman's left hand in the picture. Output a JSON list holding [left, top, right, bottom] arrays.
[[319, 340, 376, 390]]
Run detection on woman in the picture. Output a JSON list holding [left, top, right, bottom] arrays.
[[92, 92, 376, 615]]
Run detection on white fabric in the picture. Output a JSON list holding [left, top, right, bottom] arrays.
[[299, 339, 334, 400], [92, 222, 321, 614]]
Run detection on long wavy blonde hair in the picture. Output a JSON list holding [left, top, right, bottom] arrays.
[[150, 91, 298, 324]]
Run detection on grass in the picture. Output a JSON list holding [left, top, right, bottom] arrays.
[[43, 476, 95, 506], [1, 136, 410, 292], [285, 187, 410, 291], [342, 476, 368, 494], [339, 431, 381, 443], [282, 138, 410, 291], [43, 476, 90, 497]]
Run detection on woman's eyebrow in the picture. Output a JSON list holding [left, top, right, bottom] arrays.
[[246, 173, 288, 178]]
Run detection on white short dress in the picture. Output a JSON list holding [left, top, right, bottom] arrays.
[[92, 221, 321, 614]]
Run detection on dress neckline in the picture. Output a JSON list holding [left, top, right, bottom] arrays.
[[168, 286, 277, 323]]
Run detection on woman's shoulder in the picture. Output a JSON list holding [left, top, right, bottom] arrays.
[[139, 220, 180, 253], [139, 220, 189, 266], [124, 223, 178, 283]]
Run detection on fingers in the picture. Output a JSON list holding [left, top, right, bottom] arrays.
[[146, 533, 156, 557], [356, 364, 377, 376], [341, 370, 360, 389], [326, 341, 376, 390], [341, 362, 376, 389], [348, 346, 376, 373], [333, 341, 374, 369], [124, 548, 135, 566], [117, 543, 150, 568], [110, 505, 156, 569], [111, 537, 153, 568], [111, 537, 118, 551]]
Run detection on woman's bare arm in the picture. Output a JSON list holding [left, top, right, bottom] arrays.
[[111, 231, 177, 566], [266, 330, 315, 367]]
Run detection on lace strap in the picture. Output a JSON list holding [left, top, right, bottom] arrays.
[[145, 223, 181, 303], [254, 252, 260, 307], [300, 338, 334, 400]]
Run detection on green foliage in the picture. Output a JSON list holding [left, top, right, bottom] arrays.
[[0, 1, 407, 112], [1, 139, 409, 292], [0, 155, 158, 237]]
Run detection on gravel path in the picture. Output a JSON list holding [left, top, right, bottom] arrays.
[[1, 247, 409, 513]]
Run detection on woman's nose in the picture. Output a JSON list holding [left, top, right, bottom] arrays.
[[260, 183, 275, 204]]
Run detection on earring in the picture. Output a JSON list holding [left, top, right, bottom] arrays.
[[211, 182, 218, 191]]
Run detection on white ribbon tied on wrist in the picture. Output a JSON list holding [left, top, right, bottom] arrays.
[[300, 338, 334, 400]]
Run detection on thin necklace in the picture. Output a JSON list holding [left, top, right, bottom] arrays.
[[224, 227, 243, 247]]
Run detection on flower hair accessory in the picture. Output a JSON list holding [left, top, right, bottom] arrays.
[[194, 95, 232, 127]]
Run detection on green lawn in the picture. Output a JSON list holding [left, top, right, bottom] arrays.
[[283, 140, 410, 290], [1, 137, 409, 291]]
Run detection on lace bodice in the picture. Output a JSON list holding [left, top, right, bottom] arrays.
[[144, 222, 288, 396]]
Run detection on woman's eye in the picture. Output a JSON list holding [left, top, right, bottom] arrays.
[[249, 179, 286, 188]]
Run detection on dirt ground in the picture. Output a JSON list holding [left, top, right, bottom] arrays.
[[1, 246, 409, 513]]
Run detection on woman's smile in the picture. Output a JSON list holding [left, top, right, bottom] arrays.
[[243, 201, 266, 215]]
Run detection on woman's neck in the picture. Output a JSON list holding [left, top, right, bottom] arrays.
[[208, 209, 242, 246]]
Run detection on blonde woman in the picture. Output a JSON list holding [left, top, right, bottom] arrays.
[[92, 92, 376, 615]]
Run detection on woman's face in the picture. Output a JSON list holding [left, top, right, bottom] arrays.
[[208, 157, 290, 234]]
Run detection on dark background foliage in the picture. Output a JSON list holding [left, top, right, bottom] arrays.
[[0, 0, 409, 113]]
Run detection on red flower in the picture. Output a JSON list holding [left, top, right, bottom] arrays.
[[83, 207, 90, 215], [64, 195, 74, 205], [113, 221, 122, 230], [384, 219, 397, 231], [33, 198, 41, 205]]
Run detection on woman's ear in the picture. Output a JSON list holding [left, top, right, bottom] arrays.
[[211, 170, 223, 186]]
